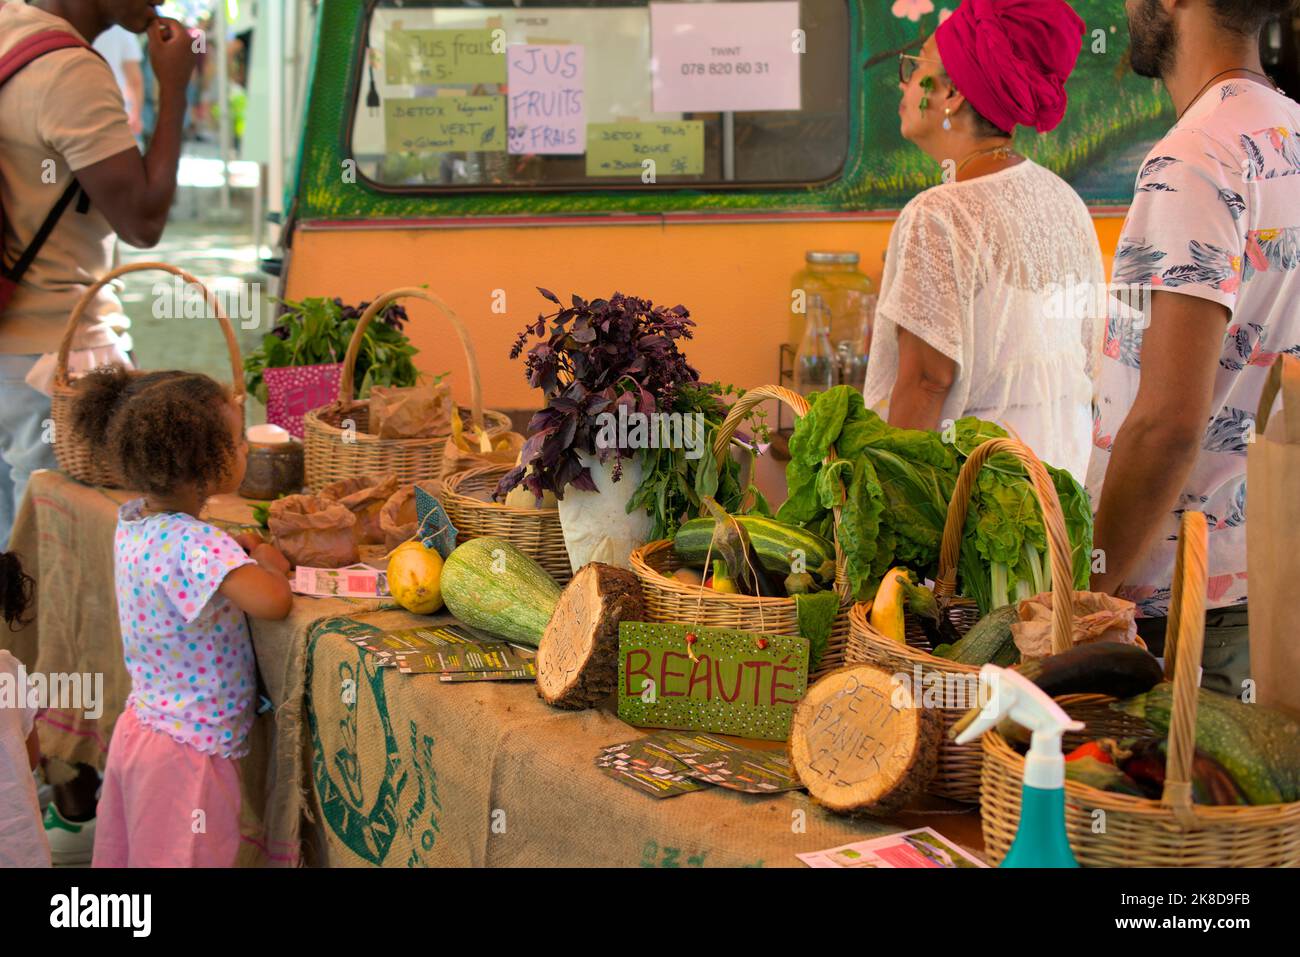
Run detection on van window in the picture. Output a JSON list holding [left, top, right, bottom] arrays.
[[348, 0, 850, 191]]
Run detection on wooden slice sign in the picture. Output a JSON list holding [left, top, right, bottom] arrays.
[[537, 563, 645, 709], [789, 663, 940, 815]]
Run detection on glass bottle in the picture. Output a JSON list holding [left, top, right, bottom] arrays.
[[839, 293, 877, 392], [794, 294, 835, 396], [789, 251, 875, 350]]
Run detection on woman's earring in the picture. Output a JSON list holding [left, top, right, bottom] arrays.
[[943, 108, 952, 131]]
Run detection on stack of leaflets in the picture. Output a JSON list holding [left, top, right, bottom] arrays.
[[292, 564, 391, 599], [345, 624, 537, 681], [595, 731, 803, 799]]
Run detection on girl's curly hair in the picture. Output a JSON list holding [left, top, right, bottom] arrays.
[[71, 367, 239, 497], [1, 552, 35, 630]]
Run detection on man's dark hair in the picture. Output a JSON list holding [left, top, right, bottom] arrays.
[[1, 552, 35, 631], [71, 366, 237, 497], [1209, 0, 1297, 36]]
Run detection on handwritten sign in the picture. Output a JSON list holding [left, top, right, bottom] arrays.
[[617, 622, 808, 741], [384, 29, 505, 85], [649, 2, 801, 113], [385, 96, 506, 153], [507, 44, 585, 154], [586, 121, 704, 177]]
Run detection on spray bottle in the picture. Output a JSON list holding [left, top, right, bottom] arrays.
[[955, 664, 1084, 868]]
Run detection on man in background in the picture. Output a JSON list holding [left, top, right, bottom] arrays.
[[1089, 0, 1300, 694], [94, 23, 144, 141]]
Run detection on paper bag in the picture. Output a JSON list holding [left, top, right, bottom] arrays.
[[268, 495, 359, 568], [379, 485, 421, 552], [319, 474, 399, 544], [1011, 590, 1144, 662], [440, 407, 525, 480], [1247, 355, 1300, 720], [369, 381, 453, 439]]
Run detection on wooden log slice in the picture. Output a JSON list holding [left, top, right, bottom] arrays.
[[789, 663, 941, 815], [536, 563, 645, 709]]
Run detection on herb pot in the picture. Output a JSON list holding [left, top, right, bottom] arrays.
[[556, 449, 652, 573]]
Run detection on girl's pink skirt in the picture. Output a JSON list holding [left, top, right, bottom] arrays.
[[92, 705, 242, 868]]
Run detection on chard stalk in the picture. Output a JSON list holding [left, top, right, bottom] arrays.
[[1024, 544, 1046, 596], [991, 562, 1010, 610]]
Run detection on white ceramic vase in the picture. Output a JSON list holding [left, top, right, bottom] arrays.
[[557, 449, 652, 573]]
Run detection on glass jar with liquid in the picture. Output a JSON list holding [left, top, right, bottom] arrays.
[[789, 251, 876, 356], [794, 294, 836, 396]]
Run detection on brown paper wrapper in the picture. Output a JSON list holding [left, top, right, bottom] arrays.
[[369, 381, 453, 439], [1012, 590, 1145, 662], [268, 494, 360, 568], [319, 474, 399, 544], [441, 430, 525, 481], [379, 485, 421, 552]]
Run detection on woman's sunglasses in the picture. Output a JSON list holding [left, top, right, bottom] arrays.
[[898, 53, 944, 85]]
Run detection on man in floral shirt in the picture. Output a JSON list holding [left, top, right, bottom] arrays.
[[1088, 0, 1300, 695]]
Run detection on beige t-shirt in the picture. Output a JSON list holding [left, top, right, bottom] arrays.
[[0, 1, 140, 355]]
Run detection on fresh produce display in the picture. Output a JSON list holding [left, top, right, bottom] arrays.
[[1120, 739, 1247, 806], [868, 567, 914, 644], [1113, 686, 1300, 806], [776, 386, 1092, 609], [386, 540, 444, 615], [495, 290, 764, 540], [932, 605, 1020, 665], [672, 515, 836, 585], [1065, 755, 1145, 796], [439, 537, 562, 647]]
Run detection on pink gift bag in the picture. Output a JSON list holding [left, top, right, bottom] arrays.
[[263, 363, 344, 439]]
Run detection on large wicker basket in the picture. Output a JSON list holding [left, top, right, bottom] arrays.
[[628, 385, 852, 680], [302, 287, 512, 492], [847, 437, 1076, 802], [51, 262, 245, 489], [981, 512, 1300, 867], [441, 464, 572, 584]]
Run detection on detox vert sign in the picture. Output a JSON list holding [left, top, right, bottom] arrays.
[[617, 622, 808, 740]]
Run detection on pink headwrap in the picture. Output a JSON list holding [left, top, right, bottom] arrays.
[[935, 0, 1085, 134]]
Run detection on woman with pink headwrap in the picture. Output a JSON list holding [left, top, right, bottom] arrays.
[[862, 0, 1104, 481]]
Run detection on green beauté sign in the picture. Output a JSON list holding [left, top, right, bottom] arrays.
[[617, 622, 809, 741]]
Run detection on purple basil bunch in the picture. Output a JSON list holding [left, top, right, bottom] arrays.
[[496, 289, 700, 501]]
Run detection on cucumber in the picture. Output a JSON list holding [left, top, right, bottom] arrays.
[[673, 515, 837, 584], [1017, 642, 1163, 699], [440, 537, 562, 647], [932, 605, 1019, 666], [1114, 686, 1300, 805]]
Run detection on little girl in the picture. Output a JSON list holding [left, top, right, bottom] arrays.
[[72, 367, 293, 867]]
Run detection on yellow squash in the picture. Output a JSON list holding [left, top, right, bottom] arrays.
[[870, 567, 913, 643]]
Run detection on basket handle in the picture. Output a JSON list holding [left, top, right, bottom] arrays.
[[711, 385, 850, 600], [339, 288, 484, 431], [54, 261, 244, 401], [1158, 511, 1209, 827], [1254, 354, 1300, 445], [934, 437, 1075, 656]]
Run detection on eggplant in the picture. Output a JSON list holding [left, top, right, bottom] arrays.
[[1015, 642, 1163, 699]]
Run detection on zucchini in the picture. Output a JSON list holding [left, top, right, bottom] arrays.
[[932, 605, 1019, 666], [1017, 642, 1163, 699], [1114, 686, 1300, 805], [674, 516, 836, 584], [440, 537, 562, 647]]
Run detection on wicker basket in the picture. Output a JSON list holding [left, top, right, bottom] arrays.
[[441, 464, 572, 584], [302, 287, 512, 492], [628, 385, 852, 680], [847, 437, 1076, 802], [981, 512, 1300, 867], [51, 262, 245, 489]]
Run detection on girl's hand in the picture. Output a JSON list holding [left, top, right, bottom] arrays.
[[233, 531, 264, 554], [251, 543, 291, 577]]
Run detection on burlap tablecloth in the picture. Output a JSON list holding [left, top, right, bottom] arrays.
[[7, 469, 983, 868]]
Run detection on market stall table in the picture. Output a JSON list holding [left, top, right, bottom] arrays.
[[6, 468, 984, 868]]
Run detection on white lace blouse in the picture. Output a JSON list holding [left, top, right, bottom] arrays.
[[862, 159, 1105, 482]]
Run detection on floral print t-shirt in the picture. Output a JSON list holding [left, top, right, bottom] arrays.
[[1088, 80, 1300, 617], [114, 500, 258, 758]]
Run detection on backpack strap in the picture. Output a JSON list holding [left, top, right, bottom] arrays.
[[0, 30, 94, 284]]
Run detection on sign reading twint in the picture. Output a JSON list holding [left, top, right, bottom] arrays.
[[617, 622, 809, 740], [649, 1, 802, 113]]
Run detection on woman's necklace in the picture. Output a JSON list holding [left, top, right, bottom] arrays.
[[956, 143, 1018, 175], [1178, 67, 1281, 121]]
